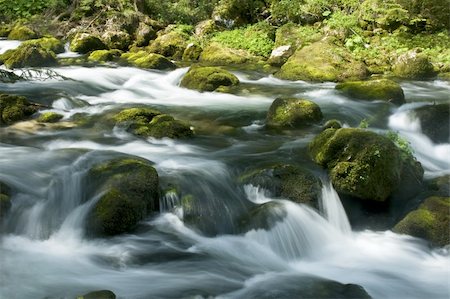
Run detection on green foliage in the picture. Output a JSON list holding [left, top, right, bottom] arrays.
[[386, 130, 414, 160], [143, 0, 220, 24], [0, 0, 68, 19], [358, 119, 369, 128], [274, 22, 321, 48], [211, 22, 275, 57]]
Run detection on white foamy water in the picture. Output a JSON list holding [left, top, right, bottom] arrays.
[[0, 39, 21, 54]]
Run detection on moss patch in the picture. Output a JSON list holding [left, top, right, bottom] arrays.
[[70, 33, 107, 54], [147, 30, 189, 59], [7, 25, 37, 40], [1, 43, 57, 69], [335, 79, 405, 105], [266, 97, 323, 128], [88, 49, 122, 63], [37, 112, 63, 123], [0, 94, 38, 125], [392, 51, 436, 79], [121, 51, 176, 70], [199, 42, 260, 65], [22, 36, 65, 54], [180, 66, 239, 92]]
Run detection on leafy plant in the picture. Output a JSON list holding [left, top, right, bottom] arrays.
[[386, 130, 415, 160]]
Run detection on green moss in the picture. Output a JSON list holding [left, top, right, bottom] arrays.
[[212, 0, 265, 25], [274, 23, 321, 49], [1, 43, 57, 69], [88, 49, 122, 63], [392, 51, 436, 79], [147, 31, 189, 60], [199, 42, 260, 65], [114, 107, 161, 123], [309, 128, 406, 201], [211, 22, 275, 58], [0, 94, 38, 125], [37, 112, 63, 123], [266, 97, 323, 128], [7, 25, 37, 40], [276, 40, 368, 82], [70, 33, 107, 54], [180, 66, 239, 92], [102, 30, 131, 50], [0, 25, 11, 37], [335, 79, 405, 105], [22, 36, 65, 54], [182, 43, 203, 61], [121, 51, 176, 70], [394, 196, 449, 246], [87, 157, 159, 236]]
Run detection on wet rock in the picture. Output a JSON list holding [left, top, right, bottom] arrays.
[[275, 40, 368, 82], [199, 42, 259, 65], [70, 33, 107, 54], [121, 51, 176, 70], [266, 98, 323, 129], [77, 290, 116, 299], [240, 164, 322, 208], [427, 175, 450, 197], [0, 94, 38, 125], [182, 43, 203, 61], [335, 79, 405, 105], [7, 25, 37, 40], [239, 201, 287, 232], [1, 44, 57, 69], [22, 36, 65, 54], [268, 45, 294, 67], [180, 66, 239, 92], [414, 103, 450, 143], [37, 112, 64, 123], [394, 196, 449, 246], [0, 69, 23, 83], [114, 108, 193, 139], [0, 181, 12, 219], [392, 51, 436, 80], [148, 30, 189, 60], [309, 128, 423, 202], [87, 157, 159, 236], [88, 49, 122, 63]]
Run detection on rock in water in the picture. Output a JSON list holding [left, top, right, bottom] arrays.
[[414, 103, 450, 143], [70, 33, 107, 54], [392, 51, 436, 80], [266, 97, 323, 128], [180, 66, 239, 92], [335, 79, 405, 105], [0, 94, 38, 125]]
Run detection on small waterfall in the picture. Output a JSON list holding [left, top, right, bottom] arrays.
[[320, 183, 352, 234]]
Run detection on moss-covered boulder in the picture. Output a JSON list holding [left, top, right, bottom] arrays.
[[392, 51, 436, 80], [240, 164, 322, 208], [22, 36, 65, 54], [212, 0, 265, 26], [77, 290, 116, 299], [266, 98, 323, 129], [120, 51, 176, 70], [275, 40, 368, 82], [414, 103, 449, 143], [274, 23, 322, 50], [7, 25, 37, 40], [87, 157, 159, 236], [70, 33, 107, 54], [0, 181, 12, 219], [134, 22, 157, 47], [335, 79, 405, 105], [147, 31, 189, 60], [1, 44, 57, 69], [195, 19, 220, 37], [37, 112, 64, 123], [180, 66, 239, 92], [394, 196, 449, 246], [199, 42, 259, 65], [88, 49, 122, 63], [182, 43, 203, 61], [309, 128, 423, 202], [0, 94, 38, 125], [114, 108, 193, 139], [102, 30, 131, 50]]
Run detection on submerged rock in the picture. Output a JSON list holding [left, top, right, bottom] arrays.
[[239, 201, 287, 232], [180, 66, 239, 92], [309, 128, 423, 202], [394, 196, 449, 246], [7, 25, 37, 40], [0, 94, 38, 125], [335, 79, 405, 105], [70, 33, 107, 54], [266, 97, 323, 129], [275, 40, 368, 82], [121, 51, 176, 70], [114, 108, 193, 139], [22, 36, 65, 54], [392, 51, 436, 80], [37, 112, 64, 123], [413, 103, 450, 143], [1, 44, 57, 69], [0, 181, 12, 219], [240, 164, 322, 208], [77, 290, 116, 299], [87, 157, 159, 236]]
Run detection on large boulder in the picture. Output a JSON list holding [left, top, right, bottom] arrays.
[[309, 128, 423, 202], [121, 51, 176, 70], [240, 164, 322, 208], [199, 42, 259, 65], [22, 36, 65, 54], [88, 49, 122, 63], [413, 103, 449, 143], [335, 79, 405, 105], [392, 51, 436, 80], [86, 157, 159, 236], [0, 181, 12, 219], [102, 30, 131, 50], [275, 40, 368, 82], [114, 108, 193, 139], [134, 22, 157, 47], [70, 33, 107, 54], [182, 43, 203, 61], [7, 25, 37, 40], [147, 30, 189, 60], [266, 98, 323, 129], [394, 196, 449, 246], [180, 66, 239, 92], [0, 94, 38, 125], [1, 44, 57, 69]]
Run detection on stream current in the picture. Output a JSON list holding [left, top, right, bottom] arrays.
[[0, 41, 449, 299]]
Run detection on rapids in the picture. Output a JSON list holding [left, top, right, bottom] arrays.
[[0, 40, 449, 299]]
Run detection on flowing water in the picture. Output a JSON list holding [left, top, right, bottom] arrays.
[[0, 41, 449, 298]]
